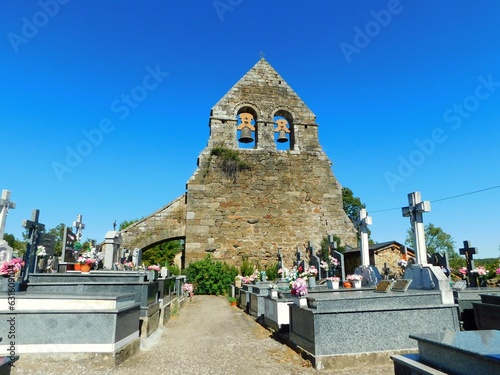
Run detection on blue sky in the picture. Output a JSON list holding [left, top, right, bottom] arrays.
[[1, 1, 499, 259]]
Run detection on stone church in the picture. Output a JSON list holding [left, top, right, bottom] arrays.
[[121, 58, 357, 268]]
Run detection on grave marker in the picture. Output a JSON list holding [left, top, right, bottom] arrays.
[[358, 208, 372, 267], [21, 209, 45, 283], [0, 190, 15, 264], [306, 241, 321, 279], [62, 226, 78, 263], [73, 214, 85, 242], [459, 240, 478, 288], [327, 235, 345, 281], [402, 192, 431, 265]]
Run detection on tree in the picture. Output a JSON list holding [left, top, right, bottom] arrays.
[[119, 219, 140, 231], [4, 233, 27, 257], [142, 240, 183, 267], [405, 223, 460, 269], [342, 187, 371, 240]]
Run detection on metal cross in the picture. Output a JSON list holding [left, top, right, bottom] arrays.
[[402, 192, 431, 265], [459, 240, 478, 287]]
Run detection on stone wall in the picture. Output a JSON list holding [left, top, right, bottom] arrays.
[[185, 148, 357, 267], [121, 195, 186, 250]]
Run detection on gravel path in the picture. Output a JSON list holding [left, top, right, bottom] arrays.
[[11, 295, 395, 374]]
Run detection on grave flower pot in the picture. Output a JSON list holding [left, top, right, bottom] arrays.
[[147, 270, 158, 281], [291, 296, 307, 307], [343, 281, 352, 288], [80, 264, 91, 273], [353, 280, 362, 288], [326, 280, 339, 290], [74, 263, 82, 271], [307, 277, 316, 288]]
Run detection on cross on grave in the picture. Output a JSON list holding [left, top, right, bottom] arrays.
[[382, 262, 391, 280], [327, 235, 345, 281], [277, 248, 283, 271], [73, 214, 85, 242], [294, 247, 305, 273], [21, 209, 45, 283], [358, 208, 372, 267], [460, 240, 478, 288], [0, 190, 16, 240], [402, 192, 431, 265], [113, 220, 117, 231], [307, 241, 322, 279]]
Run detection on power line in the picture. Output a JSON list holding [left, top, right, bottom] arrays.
[[370, 184, 500, 214]]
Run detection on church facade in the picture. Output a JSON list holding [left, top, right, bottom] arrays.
[[184, 58, 357, 266]]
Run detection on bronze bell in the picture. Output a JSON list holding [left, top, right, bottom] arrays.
[[276, 129, 288, 143], [239, 127, 253, 143]]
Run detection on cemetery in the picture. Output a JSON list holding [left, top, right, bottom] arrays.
[[1, 59, 500, 373]]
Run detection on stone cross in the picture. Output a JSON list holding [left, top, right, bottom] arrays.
[[402, 192, 431, 265], [73, 214, 85, 241], [358, 208, 372, 267], [21, 209, 45, 283], [0, 189, 16, 240], [459, 240, 478, 287]]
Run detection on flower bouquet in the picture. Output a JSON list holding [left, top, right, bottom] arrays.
[[0, 258, 25, 278], [290, 277, 308, 297], [182, 283, 194, 297]]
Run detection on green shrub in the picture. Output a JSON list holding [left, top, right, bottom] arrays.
[[167, 264, 181, 276], [240, 256, 254, 276], [185, 255, 239, 295], [265, 262, 279, 281]]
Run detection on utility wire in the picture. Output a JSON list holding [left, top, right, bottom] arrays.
[[370, 184, 500, 214]]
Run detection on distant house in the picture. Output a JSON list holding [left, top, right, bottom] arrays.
[[343, 241, 415, 278]]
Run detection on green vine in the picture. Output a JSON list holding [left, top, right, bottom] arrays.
[[203, 146, 250, 181]]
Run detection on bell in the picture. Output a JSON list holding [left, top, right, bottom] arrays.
[[276, 129, 288, 143], [238, 127, 253, 143]]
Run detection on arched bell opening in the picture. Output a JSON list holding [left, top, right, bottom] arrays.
[[273, 110, 294, 150], [236, 106, 258, 148]]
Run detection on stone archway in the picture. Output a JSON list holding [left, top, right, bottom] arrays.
[[120, 195, 186, 253]]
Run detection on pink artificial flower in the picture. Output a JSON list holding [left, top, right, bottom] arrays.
[[496, 267, 500, 275], [458, 267, 467, 276]]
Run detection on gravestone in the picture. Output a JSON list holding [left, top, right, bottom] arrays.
[[459, 240, 478, 288], [429, 251, 450, 277], [0, 189, 15, 265], [132, 248, 142, 268], [402, 192, 431, 265], [401, 192, 450, 296], [21, 209, 45, 284], [354, 208, 381, 286], [306, 241, 321, 279], [326, 235, 345, 280], [104, 231, 122, 269], [62, 226, 78, 263]]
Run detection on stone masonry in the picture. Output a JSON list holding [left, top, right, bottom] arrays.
[[185, 58, 357, 266]]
